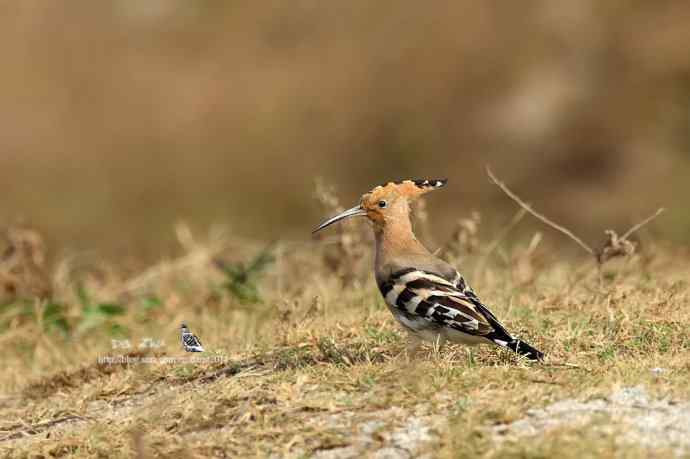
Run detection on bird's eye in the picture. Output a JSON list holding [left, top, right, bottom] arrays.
[[378, 200, 388, 208]]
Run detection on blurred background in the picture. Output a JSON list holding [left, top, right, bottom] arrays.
[[1, 1, 689, 260]]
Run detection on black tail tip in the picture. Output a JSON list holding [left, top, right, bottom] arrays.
[[524, 348, 545, 362], [507, 339, 544, 361]]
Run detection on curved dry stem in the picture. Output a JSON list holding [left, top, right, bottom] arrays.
[[621, 208, 665, 241], [486, 166, 595, 256]]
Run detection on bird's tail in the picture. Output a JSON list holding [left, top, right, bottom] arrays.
[[472, 300, 544, 361], [503, 338, 544, 361]]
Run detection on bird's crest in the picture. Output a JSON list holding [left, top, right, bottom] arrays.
[[313, 178, 447, 234], [363, 179, 447, 203]]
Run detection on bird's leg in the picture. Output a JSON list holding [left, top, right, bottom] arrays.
[[405, 333, 424, 360]]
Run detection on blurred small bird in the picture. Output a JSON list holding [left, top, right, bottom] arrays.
[[314, 179, 544, 361], [180, 323, 204, 352]]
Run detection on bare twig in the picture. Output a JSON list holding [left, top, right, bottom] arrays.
[[486, 166, 665, 268], [0, 415, 88, 442], [621, 208, 665, 241], [486, 166, 595, 256], [595, 208, 664, 264], [543, 362, 591, 372]]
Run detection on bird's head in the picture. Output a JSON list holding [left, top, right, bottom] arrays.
[[313, 179, 447, 233], [180, 323, 188, 330]]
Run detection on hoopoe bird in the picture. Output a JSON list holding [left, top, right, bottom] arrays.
[[314, 179, 544, 361], [180, 323, 204, 353]]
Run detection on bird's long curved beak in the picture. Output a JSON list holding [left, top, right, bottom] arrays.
[[313, 205, 367, 234]]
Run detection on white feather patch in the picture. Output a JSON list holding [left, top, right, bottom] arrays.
[[404, 295, 423, 313], [397, 271, 455, 287], [385, 284, 405, 306]]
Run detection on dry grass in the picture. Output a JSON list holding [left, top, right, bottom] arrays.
[[1, 212, 689, 458]]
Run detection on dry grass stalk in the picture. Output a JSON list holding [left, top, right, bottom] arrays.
[[411, 197, 436, 248], [0, 226, 52, 303], [442, 211, 482, 260], [472, 208, 527, 280], [312, 178, 368, 285], [118, 223, 231, 296]]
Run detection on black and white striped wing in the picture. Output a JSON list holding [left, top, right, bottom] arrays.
[[182, 332, 204, 352], [379, 268, 508, 339], [450, 269, 482, 298]]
